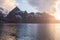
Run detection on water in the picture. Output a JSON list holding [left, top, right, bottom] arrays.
[[16, 23, 60, 40], [1, 23, 60, 40]]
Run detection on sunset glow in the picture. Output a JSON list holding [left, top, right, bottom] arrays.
[[53, 1, 60, 20]]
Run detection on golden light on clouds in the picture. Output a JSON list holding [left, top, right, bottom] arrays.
[[53, 0, 60, 20], [0, 0, 17, 12]]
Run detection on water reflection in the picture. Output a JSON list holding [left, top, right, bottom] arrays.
[[16, 24, 55, 40], [0, 23, 60, 40]]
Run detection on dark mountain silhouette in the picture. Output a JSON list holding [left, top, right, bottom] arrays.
[[0, 7, 59, 23], [4, 7, 23, 23], [0, 10, 4, 23]]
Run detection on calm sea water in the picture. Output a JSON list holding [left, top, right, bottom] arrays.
[[3, 23, 60, 40]]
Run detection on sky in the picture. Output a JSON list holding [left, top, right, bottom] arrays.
[[17, 0, 38, 13], [17, 0, 57, 13], [0, 0, 58, 13]]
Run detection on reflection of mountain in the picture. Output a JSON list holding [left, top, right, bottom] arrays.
[[0, 7, 60, 23]]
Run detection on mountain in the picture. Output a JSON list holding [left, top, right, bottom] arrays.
[[4, 7, 23, 23], [0, 7, 58, 23]]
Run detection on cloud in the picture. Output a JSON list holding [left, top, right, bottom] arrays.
[[27, 0, 57, 13], [0, 0, 17, 12]]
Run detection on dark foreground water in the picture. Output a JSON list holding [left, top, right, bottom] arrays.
[[0, 23, 60, 40]]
